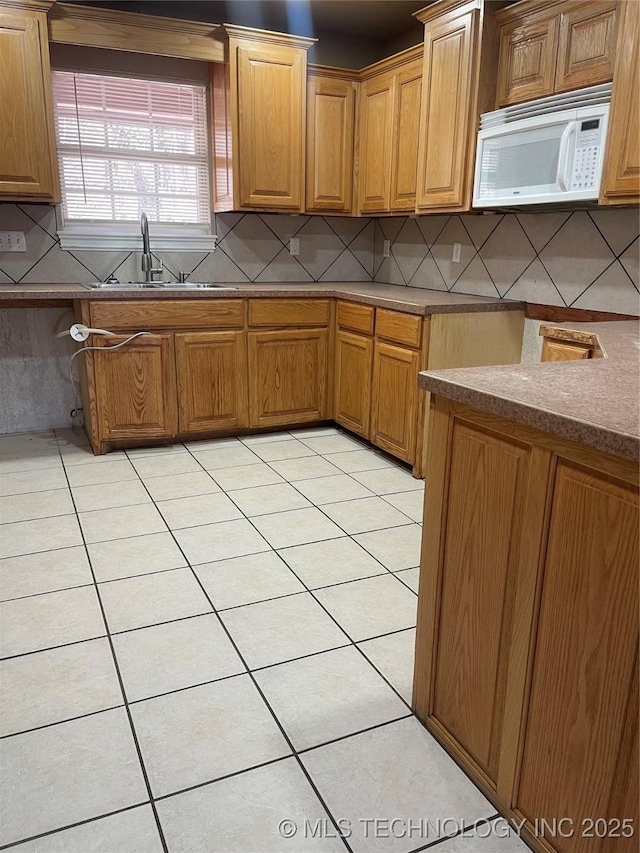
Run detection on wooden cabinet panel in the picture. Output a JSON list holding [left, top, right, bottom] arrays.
[[376, 309, 422, 349], [0, 6, 59, 201], [90, 299, 244, 331], [371, 341, 420, 463], [555, 1, 617, 92], [248, 298, 330, 327], [248, 328, 329, 427], [600, 0, 640, 205], [496, 14, 559, 106], [389, 59, 422, 211], [336, 300, 374, 336], [93, 333, 177, 442], [541, 338, 592, 361], [334, 330, 373, 437], [416, 7, 477, 211], [358, 71, 394, 213], [306, 74, 356, 213], [175, 331, 248, 434], [516, 462, 639, 852]]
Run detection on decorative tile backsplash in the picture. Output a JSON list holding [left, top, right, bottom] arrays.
[[373, 209, 639, 316]]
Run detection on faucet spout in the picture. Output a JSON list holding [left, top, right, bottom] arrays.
[[140, 211, 163, 282]]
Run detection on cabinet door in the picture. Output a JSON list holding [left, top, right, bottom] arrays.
[[334, 330, 373, 438], [515, 462, 639, 853], [93, 334, 177, 442], [175, 332, 248, 434], [416, 8, 477, 211], [235, 41, 305, 210], [555, 1, 617, 93], [600, 0, 640, 205], [496, 14, 559, 107], [358, 71, 394, 213], [389, 59, 422, 212], [541, 338, 591, 361], [371, 341, 419, 463], [248, 329, 329, 428], [306, 75, 355, 213], [0, 7, 59, 200]]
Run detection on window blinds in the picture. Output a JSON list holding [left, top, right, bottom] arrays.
[[52, 70, 210, 227]]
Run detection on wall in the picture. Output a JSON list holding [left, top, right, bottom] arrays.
[[372, 209, 640, 315]]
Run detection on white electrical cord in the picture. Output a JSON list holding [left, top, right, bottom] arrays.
[[56, 323, 117, 342]]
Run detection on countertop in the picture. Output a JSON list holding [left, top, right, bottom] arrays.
[[0, 281, 524, 316], [418, 320, 640, 462]]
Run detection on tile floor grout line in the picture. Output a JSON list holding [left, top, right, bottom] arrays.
[[406, 813, 505, 853], [0, 632, 109, 663], [56, 455, 171, 853], [0, 702, 125, 741]]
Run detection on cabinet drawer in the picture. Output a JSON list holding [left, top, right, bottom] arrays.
[[90, 300, 244, 331], [376, 309, 422, 348], [337, 301, 374, 335], [541, 338, 592, 362], [248, 298, 330, 327]]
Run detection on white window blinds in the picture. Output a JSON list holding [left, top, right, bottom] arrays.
[[52, 70, 210, 228]]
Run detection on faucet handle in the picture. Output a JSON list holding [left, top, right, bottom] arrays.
[[178, 271, 189, 283]]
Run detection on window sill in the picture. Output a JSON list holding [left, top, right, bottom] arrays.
[[58, 228, 217, 252]]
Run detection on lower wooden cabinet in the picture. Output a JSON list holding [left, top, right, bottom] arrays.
[[541, 338, 592, 361], [248, 328, 329, 427], [93, 333, 177, 442], [370, 341, 420, 463], [334, 330, 373, 437], [175, 331, 248, 434]]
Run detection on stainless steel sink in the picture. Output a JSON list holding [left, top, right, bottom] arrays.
[[80, 281, 159, 290], [152, 282, 238, 291], [79, 281, 237, 291]]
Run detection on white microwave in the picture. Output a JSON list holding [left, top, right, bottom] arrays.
[[473, 85, 611, 208]]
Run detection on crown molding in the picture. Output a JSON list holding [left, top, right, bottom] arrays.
[[494, 0, 565, 25], [414, 0, 483, 25], [0, 0, 56, 12], [358, 43, 424, 80], [307, 63, 360, 81], [216, 23, 317, 51]]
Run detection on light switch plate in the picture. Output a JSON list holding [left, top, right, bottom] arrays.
[[0, 231, 26, 252], [289, 237, 300, 256], [452, 242, 462, 263], [383, 240, 391, 258]]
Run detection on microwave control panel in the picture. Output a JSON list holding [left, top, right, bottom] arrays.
[[571, 118, 603, 190]]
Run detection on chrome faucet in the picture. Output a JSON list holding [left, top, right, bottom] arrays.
[[140, 212, 163, 282]]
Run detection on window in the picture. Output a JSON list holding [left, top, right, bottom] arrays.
[[52, 70, 215, 249]]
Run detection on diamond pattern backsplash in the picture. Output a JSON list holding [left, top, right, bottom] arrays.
[[373, 209, 639, 316]]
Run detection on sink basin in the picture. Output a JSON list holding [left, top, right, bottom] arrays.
[[80, 281, 159, 290], [79, 281, 237, 291], [152, 282, 238, 291]]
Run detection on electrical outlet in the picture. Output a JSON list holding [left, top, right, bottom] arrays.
[[0, 231, 26, 252], [289, 237, 300, 256], [452, 242, 462, 263], [383, 239, 391, 258]]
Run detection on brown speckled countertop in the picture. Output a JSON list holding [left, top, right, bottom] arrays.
[[419, 321, 640, 462], [0, 281, 523, 316]]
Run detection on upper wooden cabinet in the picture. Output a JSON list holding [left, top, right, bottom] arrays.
[[495, 0, 618, 107], [306, 68, 357, 214], [600, 0, 639, 205], [0, 1, 60, 201], [358, 46, 423, 214], [211, 25, 315, 213], [415, 0, 502, 213]]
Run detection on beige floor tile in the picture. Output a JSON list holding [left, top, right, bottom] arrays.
[[358, 628, 416, 704], [269, 456, 343, 482], [278, 537, 386, 589], [130, 675, 290, 797], [0, 638, 122, 736], [0, 546, 92, 601], [113, 613, 244, 701], [71, 480, 151, 513], [191, 444, 259, 471], [131, 453, 202, 479], [174, 519, 270, 565], [53, 427, 90, 448], [65, 460, 138, 487], [354, 524, 422, 571], [293, 474, 374, 505], [0, 515, 83, 559], [240, 431, 292, 445], [126, 444, 188, 458], [301, 717, 492, 853], [395, 567, 419, 593], [211, 463, 284, 491], [195, 551, 305, 610], [383, 490, 425, 522], [183, 437, 241, 452], [352, 466, 421, 495], [252, 507, 344, 549], [322, 450, 394, 474], [10, 806, 163, 853], [79, 504, 167, 544], [0, 708, 148, 847], [220, 593, 349, 669], [288, 426, 341, 438], [143, 472, 219, 502], [255, 646, 408, 750], [227, 483, 310, 517], [0, 467, 67, 497], [88, 532, 186, 583], [0, 489, 74, 524], [434, 818, 532, 852], [156, 758, 344, 853], [0, 431, 55, 456], [99, 568, 211, 633], [157, 492, 242, 530], [321, 497, 412, 535], [298, 434, 365, 455], [59, 445, 127, 466], [0, 452, 63, 474], [314, 575, 417, 642], [0, 586, 105, 658], [249, 439, 315, 462]]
